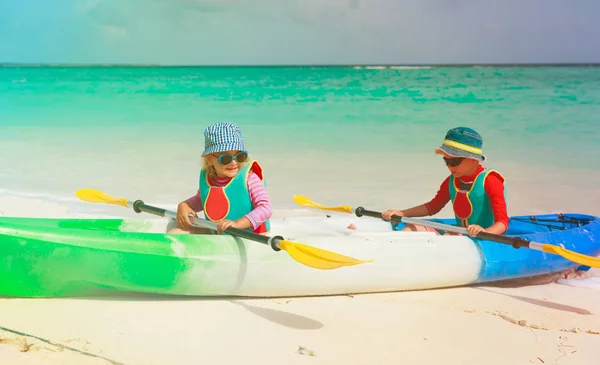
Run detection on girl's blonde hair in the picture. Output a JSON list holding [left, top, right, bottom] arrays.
[[202, 153, 252, 178]]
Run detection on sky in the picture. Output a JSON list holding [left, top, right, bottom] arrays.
[[1, 0, 599, 65]]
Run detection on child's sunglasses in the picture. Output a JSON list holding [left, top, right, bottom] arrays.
[[217, 151, 248, 166], [443, 157, 464, 167]]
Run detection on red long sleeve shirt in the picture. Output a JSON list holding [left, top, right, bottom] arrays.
[[424, 166, 509, 230]]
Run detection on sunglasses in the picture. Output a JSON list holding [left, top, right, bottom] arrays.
[[443, 157, 464, 167], [215, 151, 248, 166]]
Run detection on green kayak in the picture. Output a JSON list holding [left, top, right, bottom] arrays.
[[0, 188, 598, 298], [1, 209, 600, 298]]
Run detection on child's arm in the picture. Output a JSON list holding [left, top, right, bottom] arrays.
[[175, 191, 203, 229], [404, 205, 430, 217], [216, 172, 272, 233], [423, 177, 451, 216], [243, 172, 272, 230], [483, 172, 509, 234], [482, 222, 507, 235], [183, 191, 203, 212]]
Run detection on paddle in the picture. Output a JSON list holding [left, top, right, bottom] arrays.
[[74, 189, 372, 270], [293, 195, 600, 269]]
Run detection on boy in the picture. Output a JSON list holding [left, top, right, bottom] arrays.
[[382, 127, 509, 237]]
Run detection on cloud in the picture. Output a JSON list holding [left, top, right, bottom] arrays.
[[85, 0, 600, 64], [86, 0, 128, 28], [101, 25, 129, 38], [2, 0, 600, 64], [70, 0, 374, 64], [75, 0, 103, 13]]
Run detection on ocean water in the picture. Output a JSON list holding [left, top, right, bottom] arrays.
[[1, 65, 600, 220]]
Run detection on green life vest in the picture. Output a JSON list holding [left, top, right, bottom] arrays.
[[448, 168, 506, 228], [199, 161, 270, 233]]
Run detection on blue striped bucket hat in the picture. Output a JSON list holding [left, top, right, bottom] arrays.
[[201, 122, 247, 156], [434, 126, 486, 162]]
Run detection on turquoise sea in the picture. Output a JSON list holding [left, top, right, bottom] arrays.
[[1, 65, 600, 219]]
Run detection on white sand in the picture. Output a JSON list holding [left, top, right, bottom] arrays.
[[1, 275, 599, 365], [0, 328, 111, 365]]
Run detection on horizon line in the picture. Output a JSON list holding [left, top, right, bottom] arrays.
[[2, 62, 600, 68]]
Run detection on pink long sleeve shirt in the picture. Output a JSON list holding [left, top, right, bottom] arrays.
[[184, 172, 272, 230]]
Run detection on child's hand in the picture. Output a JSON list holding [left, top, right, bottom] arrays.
[[381, 209, 404, 221], [217, 219, 237, 234], [466, 224, 485, 237], [176, 202, 196, 228]]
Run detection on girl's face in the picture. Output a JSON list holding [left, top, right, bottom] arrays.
[[207, 150, 248, 178]]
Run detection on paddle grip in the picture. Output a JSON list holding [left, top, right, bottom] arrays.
[[355, 206, 406, 225], [474, 232, 531, 250], [354, 207, 382, 220], [133, 200, 167, 217]]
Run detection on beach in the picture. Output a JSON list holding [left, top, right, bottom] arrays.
[[2, 65, 600, 364], [1, 264, 599, 365]]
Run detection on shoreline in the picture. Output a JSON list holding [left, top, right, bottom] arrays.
[[1, 273, 599, 365]]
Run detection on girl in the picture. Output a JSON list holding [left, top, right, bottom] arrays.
[[169, 122, 272, 235]]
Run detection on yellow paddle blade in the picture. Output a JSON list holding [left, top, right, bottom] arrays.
[[293, 195, 353, 214], [75, 188, 129, 207], [279, 240, 372, 270], [542, 244, 600, 268]]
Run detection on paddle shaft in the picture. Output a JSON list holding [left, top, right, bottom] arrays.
[[354, 207, 542, 251], [130, 200, 284, 252]]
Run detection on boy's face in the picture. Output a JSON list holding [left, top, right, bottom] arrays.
[[440, 151, 480, 178]]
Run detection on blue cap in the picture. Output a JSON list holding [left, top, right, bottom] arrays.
[[202, 122, 247, 156], [434, 127, 486, 162]]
